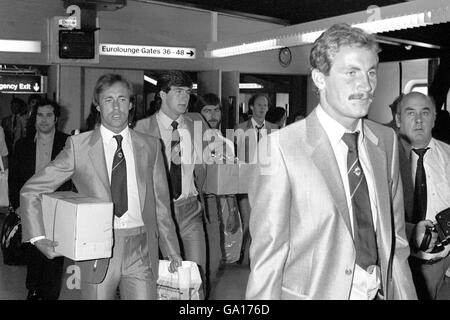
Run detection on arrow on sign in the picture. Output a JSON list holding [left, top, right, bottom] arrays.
[[33, 83, 40, 92], [187, 50, 194, 57]]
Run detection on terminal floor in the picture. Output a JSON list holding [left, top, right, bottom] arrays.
[[0, 210, 250, 300]]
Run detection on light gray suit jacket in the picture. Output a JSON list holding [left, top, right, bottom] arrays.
[[20, 128, 180, 284], [245, 108, 417, 300]]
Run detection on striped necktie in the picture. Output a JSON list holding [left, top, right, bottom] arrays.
[[170, 121, 182, 199], [111, 135, 128, 217], [342, 132, 378, 269]]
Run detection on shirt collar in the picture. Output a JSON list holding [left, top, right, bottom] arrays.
[[316, 104, 364, 148], [251, 117, 265, 129], [410, 137, 434, 154], [157, 110, 184, 130], [100, 124, 131, 145], [34, 128, 55, 143]]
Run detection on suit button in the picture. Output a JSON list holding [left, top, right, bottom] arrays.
[[345, 268, 352, 275]]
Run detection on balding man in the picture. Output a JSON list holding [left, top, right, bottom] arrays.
[[397, 91, 450, 299]]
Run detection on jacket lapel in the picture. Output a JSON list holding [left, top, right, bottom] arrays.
[[305, 111, 352, 236], [363, 123, 393, 296], [88, 128, 111, 198], [130, 129, 147, 211]]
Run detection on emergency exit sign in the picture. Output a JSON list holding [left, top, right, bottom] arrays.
[[0, 75, 47, 93], [99, 44, 196, 59]]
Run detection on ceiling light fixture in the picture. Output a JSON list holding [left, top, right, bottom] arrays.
[[0, 39, 41, 53], [205, 0, 450, 58]]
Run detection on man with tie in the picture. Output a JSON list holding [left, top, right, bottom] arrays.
[[245, 23, 417, 300], [2, 97, 27, 156], [234, 94, 277, 265], [134, 70, 208, 298], [396, 92, 450, 299], [20, 74, 182, 300]]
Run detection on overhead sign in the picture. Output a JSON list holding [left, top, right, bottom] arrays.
[[0, 75, 47, 93], [99, 44, 196, 59]]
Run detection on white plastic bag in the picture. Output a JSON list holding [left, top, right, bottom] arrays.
[[157, 260, 202, 300]]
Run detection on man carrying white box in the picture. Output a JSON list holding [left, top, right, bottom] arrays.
[[20, 74, 182, 300]]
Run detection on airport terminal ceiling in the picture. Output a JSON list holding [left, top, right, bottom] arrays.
[[152, 0, 450, 62]]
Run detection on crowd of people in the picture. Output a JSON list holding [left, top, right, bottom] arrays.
[[1, 22, 450, 300]]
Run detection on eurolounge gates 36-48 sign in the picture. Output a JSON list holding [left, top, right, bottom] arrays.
[[0, 75, 47, 93]]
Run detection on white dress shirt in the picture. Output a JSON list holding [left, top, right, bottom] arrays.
[[410, 138, 450, 260], [317, 105, 380, 300], [156, 111, 198, 201], [100, 125, 144, 229], [35, 129, 55, 173]]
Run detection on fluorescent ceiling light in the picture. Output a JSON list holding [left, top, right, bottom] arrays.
[[205, 0, 450, 58], [144, 75, 157, 85], [0, 39, 41, 53], [145, 76, 263, 89]]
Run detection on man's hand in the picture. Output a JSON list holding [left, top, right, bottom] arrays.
[[413, 220, 438, 252], [168, 253, 182, 273], [34, 238, 62, 259]]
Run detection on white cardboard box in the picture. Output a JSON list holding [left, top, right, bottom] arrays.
[[42, 191, 114, 261]]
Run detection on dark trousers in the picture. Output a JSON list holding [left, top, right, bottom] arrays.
[[25, 243, 65, 300], [409, 255, 450, 300]]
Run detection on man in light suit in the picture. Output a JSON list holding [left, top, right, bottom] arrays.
[[245, 23, 417, 300], [134, 70, 208, 298], [234, 94, 278, 266], [20, 74, 181, 300]]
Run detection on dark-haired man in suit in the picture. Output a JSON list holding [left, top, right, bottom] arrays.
[[135, 70, 209, 298], [10, 98, 72, 300]]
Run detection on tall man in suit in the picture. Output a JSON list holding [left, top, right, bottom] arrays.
[[20, 74, 182, 300], [245, 23, 417, 300], [234, 94, 277, 265], [134, 70, 208, 298], [10, 99, 72, 300], [396, 92, 450, 299], [2, 97, 27, 156]]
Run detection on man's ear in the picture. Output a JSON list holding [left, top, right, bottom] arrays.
[[96, 105, 100, 113], [395, 112, 401, 129], [311, 69, 326, 91]]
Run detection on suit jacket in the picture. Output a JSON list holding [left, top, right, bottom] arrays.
[[134, 112, 207, 206], [9, 130, 72, 210], [398, 136, 416, 239], [2, 114, 26, 153], [234, 119, 278, 163], [19, 127, 180, 284], [245, 108, 417, 300]]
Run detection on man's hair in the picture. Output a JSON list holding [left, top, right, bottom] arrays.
[[248, 94, 269, 108], [28, 94, 41, 104], [310, 23, 380, 76], [192, 93, 221, 114], [11, 97, 27, 114], [157, 70, 193, 94], [389, 94, 404, 114], [397, 91, 436, 115], [265, 107, 286, 123], [92, 73, 133, 106]]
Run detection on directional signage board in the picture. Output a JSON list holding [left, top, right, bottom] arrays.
[[0, 75, 47, 93], [99, 44, 196, 59]]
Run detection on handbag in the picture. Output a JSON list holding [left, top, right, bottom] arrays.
[[0, 156, 9, 207], [157, 260, 202, 300]]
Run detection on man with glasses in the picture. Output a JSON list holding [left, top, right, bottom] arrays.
[[135, 70, 208, 298]]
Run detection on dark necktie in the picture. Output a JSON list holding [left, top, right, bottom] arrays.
[[170, 121, 182, 199], [256, 124, 264, 142], [412, 148, 429, 223], [111, 135, 128, 217], [342, 132, 378, 269], [12, 115, 17, 130]]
